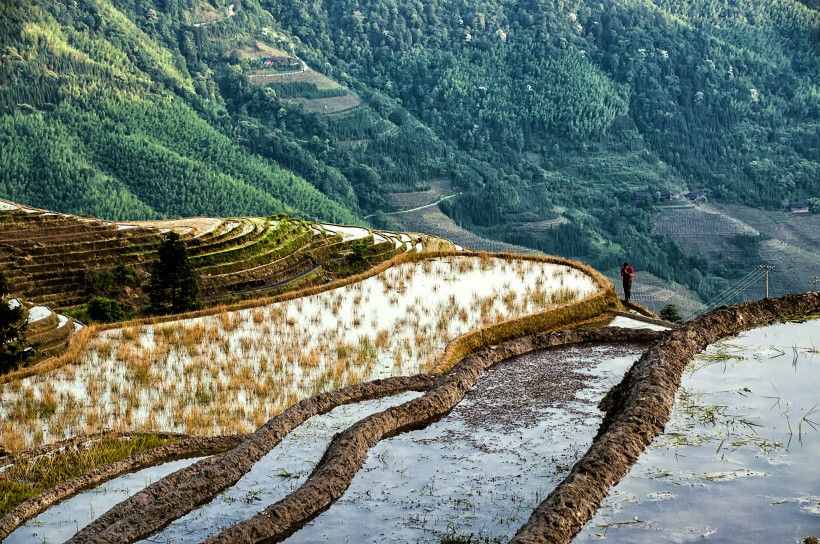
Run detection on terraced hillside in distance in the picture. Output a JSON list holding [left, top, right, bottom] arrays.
[[0, 198, 455, 314], [653, 201, 820, 302], [5, 299, 81, 366]]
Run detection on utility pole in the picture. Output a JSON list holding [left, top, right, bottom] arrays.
[[811, 276, 819, 292], [758, 265, 774, 298]]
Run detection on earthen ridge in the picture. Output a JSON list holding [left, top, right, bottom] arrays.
[[510, 293, 820, 543]]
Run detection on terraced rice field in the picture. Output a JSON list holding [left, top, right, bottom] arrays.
[[0, 255, 599, 451], [1, 275, 815, 544], [0, 198, 449, 312], [286, 343, 647, 544]]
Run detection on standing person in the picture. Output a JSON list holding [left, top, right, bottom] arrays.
[[620, 262, 635, 301]]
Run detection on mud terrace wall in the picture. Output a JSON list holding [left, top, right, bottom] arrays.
[[510, 292, 820, 544], [203, 328, 661, 544], [50, 328, 654, 544], [0, 434, 243, 541], [4, 294, 816, 542]]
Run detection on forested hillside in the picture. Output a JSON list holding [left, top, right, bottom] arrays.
[[0, 0, 360, 222], [1, 0, 819, 303]]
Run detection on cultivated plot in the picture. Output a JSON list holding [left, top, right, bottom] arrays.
[[285, 344, 646, 544], [1, 256, 598, 450], [577, 319, 820, 543]]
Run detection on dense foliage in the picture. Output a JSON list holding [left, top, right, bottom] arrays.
[[0, 0, 358, 223], [148, 232, 201, 314], [1, 0, 818, 302], [265, 0, 820, 298], [86, 297, 130, 323], [0, 272, 33, 374]]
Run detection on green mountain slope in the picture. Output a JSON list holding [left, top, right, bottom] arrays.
[[1, 0, 819, 304], [0, 0, 357, 223], [266, 0, 820, 298]]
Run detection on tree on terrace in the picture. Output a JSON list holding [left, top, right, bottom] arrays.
[[1, 271, 34, 374], [659, 303, 683, 324], [148, 232, 201, 315]]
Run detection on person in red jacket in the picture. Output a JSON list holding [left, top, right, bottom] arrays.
[[620, 262, 635, 301]]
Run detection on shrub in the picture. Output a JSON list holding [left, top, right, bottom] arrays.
[[659, 303, 683, 324], [87, 297, 129, 323]]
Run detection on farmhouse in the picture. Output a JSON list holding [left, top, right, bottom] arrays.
[[260, 56, 298, 69], [684, 189, 706, 201], [659, 189, 676, 202], [787, 201, 810, 213]]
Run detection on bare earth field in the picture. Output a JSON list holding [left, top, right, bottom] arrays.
[[249, 68, 341, 89], [283, 94, 362, 115], [384, 179, 460, 209], [653, 202, 820, 298]]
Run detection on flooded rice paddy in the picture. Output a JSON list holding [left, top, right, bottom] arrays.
[[577, 319, 820, 543], [139, 392, 421, 544], [283, 343, 646, 543], [6, 456, 206, 544], [1, 256, 597, 450]]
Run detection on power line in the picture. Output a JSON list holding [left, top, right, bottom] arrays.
[[682, 268, 766, 321], [758, 264, 774, 298], [699, 271, 765, 313], [686, 268, 762, 316], [707, 269, 767, 307]]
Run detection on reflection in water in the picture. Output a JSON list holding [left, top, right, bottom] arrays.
[[286, 344, 646, 543], [577, 319, 820, 543], [141, 392, 422, 544]]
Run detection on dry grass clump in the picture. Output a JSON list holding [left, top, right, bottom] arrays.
[[0, 256, 599, 450], [0, 434, 175, 517]]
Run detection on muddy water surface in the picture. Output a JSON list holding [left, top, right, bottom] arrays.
[[285, 343, 647, 543], [577, 319, 820, 543]]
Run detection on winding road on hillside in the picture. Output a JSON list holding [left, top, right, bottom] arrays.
[[364, 193, 462, 220]]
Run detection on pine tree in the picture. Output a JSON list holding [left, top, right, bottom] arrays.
[[148, 232, 201, 315], [1, 271, 34, 374], [659, 304, 683, 324]]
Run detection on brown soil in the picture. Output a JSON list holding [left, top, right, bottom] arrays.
[[128, 217, 223, 237]]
